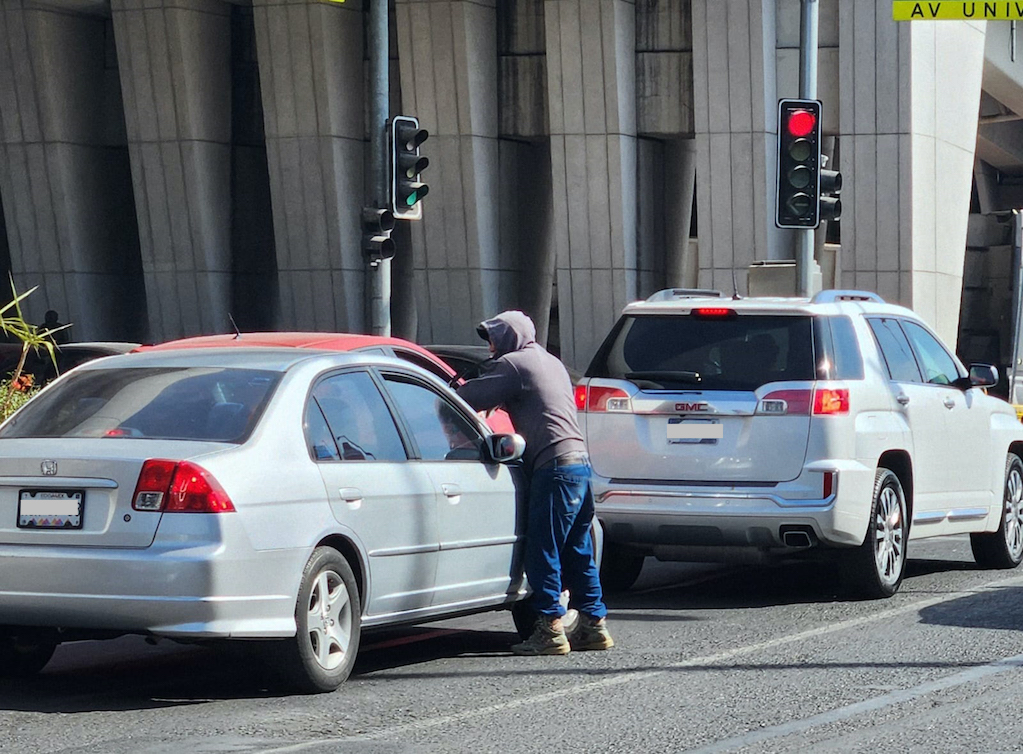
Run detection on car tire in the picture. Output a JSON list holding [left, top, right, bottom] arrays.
[[0, 636, 58, 678], [970, 453, 1023, 569], [600, 542, 645, 593], [276, 547, 361, 693], [840, 467, 908, 599]]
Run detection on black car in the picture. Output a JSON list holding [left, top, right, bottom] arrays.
[[0, 341, 141, 387]]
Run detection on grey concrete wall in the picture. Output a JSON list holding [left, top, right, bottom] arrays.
[[544, 0, 638, 369], [252, 0, 366, 333], [0, 3, 144, 341], [112, 0, 233, 341], [396, 0, 509, 346], [692, 0, 778, 296]]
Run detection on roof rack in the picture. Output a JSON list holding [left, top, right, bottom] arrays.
[[645, 288, 724, 303], [810, 290, 885, 304]]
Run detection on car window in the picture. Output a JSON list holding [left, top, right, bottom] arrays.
[[0, 367, 279, 442], [901, 321, 961, 386], [588, 314, 814, 391], [383, 376, 484, 461], [312, 371, 407, 462], [867, 318, 922, 383], [305, 400, 340, 461], [393, 348, 453, 381]]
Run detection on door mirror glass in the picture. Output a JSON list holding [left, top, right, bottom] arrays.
[[484, 433, 525, 464], [968, 363, 999, 389]]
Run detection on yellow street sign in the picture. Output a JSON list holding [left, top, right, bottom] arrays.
[[894, 2, 1023, 20]]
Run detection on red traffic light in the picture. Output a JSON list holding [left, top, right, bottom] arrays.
[[786, 109, 816, 137]]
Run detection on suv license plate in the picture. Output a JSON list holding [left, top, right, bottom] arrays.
[[667, 418, 722, 445], [18, 490, 84, 529]]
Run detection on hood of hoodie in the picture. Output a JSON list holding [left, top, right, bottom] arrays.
[[477, 311, 536, 357]]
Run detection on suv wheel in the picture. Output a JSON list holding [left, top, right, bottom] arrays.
[[841, 468, 908, 598], [971, 453, 1023, 569], [600, 543, 645, 593]]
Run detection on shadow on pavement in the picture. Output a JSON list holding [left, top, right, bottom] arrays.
[[918, 584, 1023, 631]]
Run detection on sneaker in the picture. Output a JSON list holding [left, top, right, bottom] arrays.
[[511, 617, 570, 656], [568, 614, 614, 651]]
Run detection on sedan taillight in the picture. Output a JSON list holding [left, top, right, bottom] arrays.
[[575, 385, 632, 413], [133, 460, 235, 513]]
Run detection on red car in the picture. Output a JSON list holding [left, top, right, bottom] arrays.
[[134, 332, 514, 433]]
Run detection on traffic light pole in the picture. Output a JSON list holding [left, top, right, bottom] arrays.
[[367, 0, 391, 335], [797, 0, 819, 297]]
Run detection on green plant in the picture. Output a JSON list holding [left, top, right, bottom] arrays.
[[0, 275, 69, 421]]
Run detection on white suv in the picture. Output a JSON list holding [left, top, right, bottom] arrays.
[[577, 289, 1023, 597]]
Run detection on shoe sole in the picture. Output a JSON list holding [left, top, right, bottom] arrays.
[[511, 644, 571, 656], [569, 640, 614, 651]]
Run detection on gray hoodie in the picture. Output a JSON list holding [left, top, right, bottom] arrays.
[[456, 311, 586, 471]]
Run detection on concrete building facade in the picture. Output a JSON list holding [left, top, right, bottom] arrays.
[[1, 0, 1021, 369]]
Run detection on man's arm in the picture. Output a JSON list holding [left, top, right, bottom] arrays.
[[456, 359, 520, 411]]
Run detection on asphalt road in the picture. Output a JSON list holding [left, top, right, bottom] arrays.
[[3, 535, 1023, 754]]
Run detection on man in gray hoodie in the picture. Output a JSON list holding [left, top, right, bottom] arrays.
[[457, 311, 612, 655]]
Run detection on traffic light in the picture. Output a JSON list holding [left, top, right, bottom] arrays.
[[776, 98, 825, 229], [390, 115, 429, 220], [819, 161, 842, 223], [362, 207, 396, 262]]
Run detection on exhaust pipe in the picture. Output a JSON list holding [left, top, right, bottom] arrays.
[[780, 525, 818, 549]]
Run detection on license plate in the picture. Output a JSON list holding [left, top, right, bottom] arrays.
[[667, 418, 722, 444], [18, 489, 83, 529]]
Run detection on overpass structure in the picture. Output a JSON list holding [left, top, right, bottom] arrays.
[[0, 0, 1020, 369]]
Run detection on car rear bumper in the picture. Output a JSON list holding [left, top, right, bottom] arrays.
[[0, 538, 306, 639], [593, 460, 875, 552]]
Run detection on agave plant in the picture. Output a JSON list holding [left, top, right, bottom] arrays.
[[0, 275, 69, 420]]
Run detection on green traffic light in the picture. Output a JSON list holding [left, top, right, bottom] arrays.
[[406, 193, 418, 207]]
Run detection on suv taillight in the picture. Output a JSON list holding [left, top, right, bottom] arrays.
[[574, 385, 632, 413], [813, 388, 849, 415], [132, 460, 235, 513], [758, 390, 812, 415]]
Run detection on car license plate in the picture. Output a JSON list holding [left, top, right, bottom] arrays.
[[667, 418, 722, 444], [18, 489, 83, 529]]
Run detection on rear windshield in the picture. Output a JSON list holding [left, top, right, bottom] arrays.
[[587, 314, 814, 391], [0, 367, 280, 442]]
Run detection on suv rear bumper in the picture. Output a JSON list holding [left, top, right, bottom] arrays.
[[593, 461, 875, 553]]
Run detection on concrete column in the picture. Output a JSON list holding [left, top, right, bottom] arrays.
[[664, 138, 698, 289], [691, 0, 778, 295], [252, 0, 365, 332], [395, 0, 504, 345], [544, 0, 638, 369], [111, 0, 233, 341], [839, 4, 984, 344], [0, 3, 144, 341]]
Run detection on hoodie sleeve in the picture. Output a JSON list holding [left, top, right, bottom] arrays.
[[456, 358, 521, 411]]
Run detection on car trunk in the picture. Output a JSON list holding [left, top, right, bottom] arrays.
[[0, 438, 226, 548]]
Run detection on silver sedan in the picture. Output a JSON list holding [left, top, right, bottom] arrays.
[[0, 348, 532, 692]]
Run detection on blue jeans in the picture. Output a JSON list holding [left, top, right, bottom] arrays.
[[525, 462, 607, 619]]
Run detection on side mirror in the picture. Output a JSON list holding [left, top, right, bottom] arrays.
[[484, 433, 525, 464], [966, 363, 999, 390]]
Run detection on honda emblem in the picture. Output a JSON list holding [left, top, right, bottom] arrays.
[[40, 460, 57, 476]]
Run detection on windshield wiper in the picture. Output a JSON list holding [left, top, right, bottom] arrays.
[[625, 370, 702, 386]]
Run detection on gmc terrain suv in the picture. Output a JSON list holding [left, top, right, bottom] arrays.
[[577, 289, 1023, 597]]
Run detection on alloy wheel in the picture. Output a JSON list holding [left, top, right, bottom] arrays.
[[306, 569, 352, 671], [1004, 465, 1023, 562], [873, 484, 905, 587]]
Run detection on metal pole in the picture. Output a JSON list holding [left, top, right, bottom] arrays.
[[368, 0, 390, 335], [797, 0, 819, 297]]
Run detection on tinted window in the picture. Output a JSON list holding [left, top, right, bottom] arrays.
[[588, 314, 814, 391], [0, 367, 279, 441], [394, 349, 452, 381], [814, 316, 864, 381], [312, 371, 406, 462], [384, 377, 484, 461], [868, 318, 921, 383], [305, 400, 340, 461], [902, 321, 961, 386]]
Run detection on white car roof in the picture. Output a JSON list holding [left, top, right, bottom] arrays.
[[72, 346, 400, 374], [623, 289, 918, 319]]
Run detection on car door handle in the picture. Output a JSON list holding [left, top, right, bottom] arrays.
[[441, 484, 461, 498], [896, 393, 910, 405], [339, 487, 363, 503], [943, 397, 956, 409]]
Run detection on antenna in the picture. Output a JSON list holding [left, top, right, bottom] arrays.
[[731, 268, 742, 300], [228, 313, 241, 339]]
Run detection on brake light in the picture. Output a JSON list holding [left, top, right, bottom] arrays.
[[574, 384, 588, 411], [691, 308, 736, 319], [758, 389, 811, 415], [823, 471, 836, 498], [132, 460, 235, 513], [577, 385, 631, 413], [813, 388, 849, 415]]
